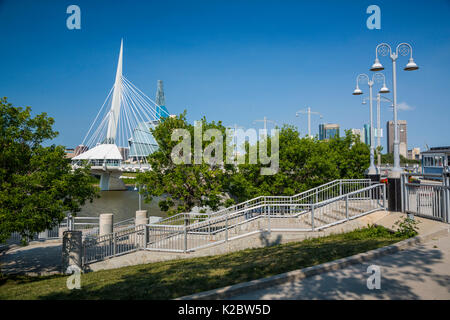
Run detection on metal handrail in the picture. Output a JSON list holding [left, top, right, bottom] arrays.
[[156, 179, 371, 226], [313, 183, 384, 208], [78, 180, 386, 260], [143, 183, 386, 253]]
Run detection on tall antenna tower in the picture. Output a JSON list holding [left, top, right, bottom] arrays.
[[156, 80, 169, 119]]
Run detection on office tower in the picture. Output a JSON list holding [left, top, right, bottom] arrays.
[[386, 120, 407, 158], [363, 124, 371, 145], [319, 123, 340, 140]]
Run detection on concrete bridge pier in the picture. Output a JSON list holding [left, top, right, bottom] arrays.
[[99, 171, 126, 191]]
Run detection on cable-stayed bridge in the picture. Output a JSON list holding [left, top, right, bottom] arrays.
[[72, 40, 170, 190]]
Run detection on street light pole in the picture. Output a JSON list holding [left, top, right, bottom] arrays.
[[370, 42, 419, 178], [134, 183, 142, 211], [363, 94, 392, 170], [353, 73, 389, 176], [296, 107, 323, 138], [226, 124, 244, 160], [139, 184, 141, 211], [369, 80, 375, 174], [377, 93, 381, 168], [253, 116, 278, 137]]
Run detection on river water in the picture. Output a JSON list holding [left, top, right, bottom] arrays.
[[77, 186, 167, 222]]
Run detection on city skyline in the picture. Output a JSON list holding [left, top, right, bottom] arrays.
[[1, 0, 449, 152]]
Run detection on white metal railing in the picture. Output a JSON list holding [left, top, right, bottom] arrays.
[[76, 180, 385, 262], [3, 179, 382, 260], [2, 215, 139, 248], [155, 179, 372, 227], [404, 183, 449, 222], [401, 172, 450, 223], [143, 182, 385, 253], [83, 224, 146, 264]]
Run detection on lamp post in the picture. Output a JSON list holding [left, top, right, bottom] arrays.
[[226, 124, 244, 160], [353, 73, 390, 176], [134, 184, 142, 211], [362, 94, 393, 169], [295, 107, 323, 138], [253, 116, 278, 137], [370, 42, 419, 178]]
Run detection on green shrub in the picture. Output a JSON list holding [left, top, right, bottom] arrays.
[[394, 216, 419, 238]]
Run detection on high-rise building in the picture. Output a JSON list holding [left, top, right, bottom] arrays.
[[319, 123, 339, 140], [386, 120, 407, 158], [363, 124, 371, 145]]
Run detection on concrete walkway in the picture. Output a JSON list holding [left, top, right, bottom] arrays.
[[0, 241, 62, 276], [229, 233, 450, 300]]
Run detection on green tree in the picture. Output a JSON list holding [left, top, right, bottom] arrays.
[[328, 130, 370, 179], [136, 111, 234, 216], [0, 98, 99, 243], [380, 152, 420, 165], [226, 127, 370, 202]]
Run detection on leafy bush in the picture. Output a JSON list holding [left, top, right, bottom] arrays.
[[394, 216, 420, 238], [343, 224, 393, 240]]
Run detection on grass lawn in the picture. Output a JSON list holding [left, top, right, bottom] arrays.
[[0, 225, 409, 300]]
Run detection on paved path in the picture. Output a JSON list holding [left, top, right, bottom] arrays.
[[229, 233, 450, 300], [0, 242, 62, 276]]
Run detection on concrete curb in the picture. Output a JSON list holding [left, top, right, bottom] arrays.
[[176, 226, 449, 300]]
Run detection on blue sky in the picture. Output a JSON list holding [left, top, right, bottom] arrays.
[[1, 0, 449, 152]]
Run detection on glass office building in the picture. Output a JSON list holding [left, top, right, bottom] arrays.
[[319, 123, 340, 140]]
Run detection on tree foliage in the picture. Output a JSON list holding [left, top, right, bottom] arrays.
[[226, 126, 370, 202], [0, 98, 99, 243], [379, 152, 420, 165], [136, 111, 233, 215]]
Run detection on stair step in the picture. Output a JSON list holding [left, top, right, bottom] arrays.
[[348, 206, 365, 213], [312, 215, 328, 224], [303, 215, 332, 226], [331, 209, 346, 215], [322, 210, 346, 220], [339, 204, 366, 213]]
